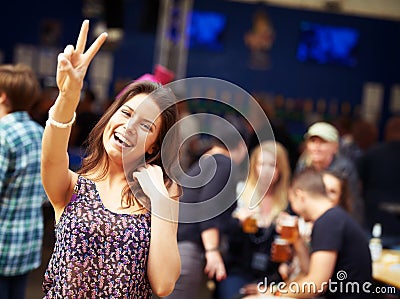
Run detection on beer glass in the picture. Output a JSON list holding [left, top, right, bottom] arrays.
[[271, 237, 291, 263], [279, 214, 298, 243]]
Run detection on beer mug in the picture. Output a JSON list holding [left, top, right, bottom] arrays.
[[279, 214, 298, 243], [271, 237, 291, 263], [242, 216, 258, 234]]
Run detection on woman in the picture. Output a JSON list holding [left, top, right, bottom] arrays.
[[322, 170, 352, 213], [41, 20, 181, 298], [217, 141, 291, 299], [236, 141, 290, 225]]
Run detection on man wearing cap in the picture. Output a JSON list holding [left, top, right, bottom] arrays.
[[295, 122, 365, 226]]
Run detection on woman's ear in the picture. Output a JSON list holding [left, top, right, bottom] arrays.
[[147, 145, 158, 155]]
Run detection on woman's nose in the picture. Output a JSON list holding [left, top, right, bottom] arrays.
[[125, 119, 138, 135]]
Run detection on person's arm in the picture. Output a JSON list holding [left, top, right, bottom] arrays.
[[202, 227, 227, 281], [345, 161, 365, 224], [198, 155, 232, 281], [291, 236, 311, 275], [280, 250, 337, 298], [41, 21, 107, 217], [132, 165, 181, 297], [242, 251, 337, 299]]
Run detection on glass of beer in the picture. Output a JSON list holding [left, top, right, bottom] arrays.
[[279, 214, 298, 243], [271, 237, 291, 263], [242, 216, 258, 234]]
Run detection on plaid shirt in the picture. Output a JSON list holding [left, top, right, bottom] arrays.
[[0, 111, 46, 276]]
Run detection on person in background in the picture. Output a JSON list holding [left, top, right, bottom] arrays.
[[69, 88, 100, 148], [322, 170, 352, 214], [0, 64, 46, 299], [176, 100, 203, 172], [68, 88, 101, 171], [248, 99, 299, 172], [41, 20, 181, 298], [357, 116, 400, 241], [295, 121, 364, 226], [244, 169, 372, 299], [275, 169, 355, 287], [216, 141, 291, 299], [337, 118, 378, 164], [164, 116, 248, 299], [29, 85, 58, 128]]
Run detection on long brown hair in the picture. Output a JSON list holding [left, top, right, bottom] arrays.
[[78, 80, 182, 207], [322, 169, 352, 213]]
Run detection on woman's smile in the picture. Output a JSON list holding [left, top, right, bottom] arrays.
[[113, 131, 136, 148]]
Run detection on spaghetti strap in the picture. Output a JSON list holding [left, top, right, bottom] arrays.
[[70, 175, 81, 202]]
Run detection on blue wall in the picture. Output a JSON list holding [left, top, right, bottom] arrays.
[[185, 1, 400, 120], [1, 0, 399, 127]]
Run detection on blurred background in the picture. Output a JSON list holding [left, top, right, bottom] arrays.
[[1, 0, 400, 138]]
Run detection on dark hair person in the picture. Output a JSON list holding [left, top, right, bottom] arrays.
[[0, 64, 46, 299], [41, 20, 181, 298]]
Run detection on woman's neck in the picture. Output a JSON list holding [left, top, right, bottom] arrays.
[[86, 158, 125, 185]]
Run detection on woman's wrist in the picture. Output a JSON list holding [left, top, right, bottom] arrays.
[[46, 105, 76, 129], [205, 247, 219, 253]]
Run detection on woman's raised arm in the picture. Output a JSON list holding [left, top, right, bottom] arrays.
[[41, 20, 107, 214]]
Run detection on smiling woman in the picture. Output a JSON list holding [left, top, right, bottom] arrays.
[[41, 20, 182, 298], [79, 82, 181, 210]]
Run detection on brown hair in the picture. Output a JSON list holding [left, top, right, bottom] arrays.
[[291, 168, 327, 198], [385, 116, 400, 142], [78, 80, 182, 207], [0, 64, 41, 112], [322, 170, 352, 213]]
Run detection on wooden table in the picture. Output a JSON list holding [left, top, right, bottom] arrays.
[[373, 249, 400, 289]]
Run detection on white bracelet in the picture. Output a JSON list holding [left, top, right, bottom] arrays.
[[46, 106, 76, 129]]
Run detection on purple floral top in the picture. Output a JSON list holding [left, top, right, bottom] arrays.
[[43, 176, 152, 299]]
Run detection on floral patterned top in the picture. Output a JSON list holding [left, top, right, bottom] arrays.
[[43, 176, 152, 299]]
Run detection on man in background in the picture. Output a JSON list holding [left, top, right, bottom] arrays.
[[295, 122, 364, 226], [358, 116, 400, 243], [0, 64, 46, 299]]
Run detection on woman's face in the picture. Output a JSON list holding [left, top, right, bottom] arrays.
[[322, 173, 342, 205], [255, 150, 278, 187], [103, 93, 162, 166]]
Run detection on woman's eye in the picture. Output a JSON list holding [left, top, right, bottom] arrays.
[[121, 110, 130, 116], [141, 123, 151, 131]]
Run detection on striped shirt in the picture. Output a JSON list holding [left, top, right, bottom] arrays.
[[0, 111, 46, 276]]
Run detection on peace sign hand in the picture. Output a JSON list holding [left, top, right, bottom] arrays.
[[56, 20, 107, 96]]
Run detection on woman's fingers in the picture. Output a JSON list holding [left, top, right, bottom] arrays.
[[56, 53, 74, 83], [63, 45, 75, 57], [84, 32, 108, 64], [73, 20, 108, 68], [75, 20, 89, 54]]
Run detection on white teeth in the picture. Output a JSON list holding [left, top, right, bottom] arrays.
[[114, 132, 132, 147]]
